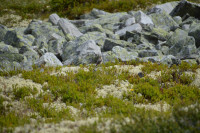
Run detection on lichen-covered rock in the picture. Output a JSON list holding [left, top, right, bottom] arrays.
[[112, 46, 138, 61], [115, 23, 142, 37], [188, 23, 200, 48], [134, 11, 154, 27], [48, 38, 65, 56], [148, 1, 178, 15], [170, 0, 200, 19], [35, 52, 63, 67], [0, 42, 19, 54], [125, 17, 136, 26], [49, 13, 60, 25], [173, 16, 182, 25], [0, 24, 7, 42], [24, 20, 64, 41], [80, 8, 110, 19], [80, 24, 119, 40], [167, 29, 197, 58], [151, 28, 170, 41], [58, 18, 83, 37], [0, 53, 25, 62], [160, 55, 181, 66], [103, 38, 136, 51], [85, 12, 128, 31], [0, 60, 21, 71], [138, 50, 158, 57], [4, 29, 33, 48], [63, 40, 101, 65], [150, 12, 179, 31]]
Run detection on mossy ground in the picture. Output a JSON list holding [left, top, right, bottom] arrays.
[[0, 60, 199, 132]]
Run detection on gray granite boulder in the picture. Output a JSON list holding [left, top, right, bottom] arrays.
[[80, 24, 119, 40], [0, 24, 7, 42], [85, 12, 128, 31], [167, 29, 197, 58], [48, 38, 65, 56], [112, 46, 138, 61], [49, 13, 60, 25], [63, 40, 101, 65], [148, 1, 178, 15], [188, 23, 200, 48], [138, 50, 158, 57], [103, 38, 136, 51], [115, 23, 142, 37], [125, 17, 136, 26], [35, 52, 63, 67], [4, 29, 34, 48], [170, 0, 200, 19], [0, 60, 21, 71], [0, 42, 19, 54], [150, 12, 179, 31], [24, 20, 64, 41], [80, 8, 110, 20], [58, 18, 83, 37], [134, 11, 154, 28], [160, 55, 181, 66]]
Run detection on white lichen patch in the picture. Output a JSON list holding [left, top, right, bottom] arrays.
[[134, 102, 171, 112], [0, 13, 31, 27], [108, 65, 143, 75], [14, 117, 133, 133], [14, 117, 100, 133], [96, 80, 133, 99], [191, 69, 200, 88], [0, 75, 43, 94], [147, 71, 161, 79], [180, 103, 199, 112], [51, 66, 89, 76]]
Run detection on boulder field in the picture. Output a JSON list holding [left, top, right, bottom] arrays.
[[1, 0, 200, 71]]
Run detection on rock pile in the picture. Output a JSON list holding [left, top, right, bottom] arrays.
[[0, 0, 200, 71]]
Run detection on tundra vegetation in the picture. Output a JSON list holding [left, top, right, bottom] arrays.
[[0, 61, 199, 132], [0, 0, 200, 26]]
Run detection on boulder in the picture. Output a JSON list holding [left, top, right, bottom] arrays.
[[103, 38, 136, 51], [85, 12, 129, 31], [0, 24, 7, 42], [188, 23, 200, 48], [48, 38, 65, 56], [0, 42, 19, 54], [80, 8, 110, 19], [167, 29, 197, 58], [4, 29, 33, 48], [80, 24, 119, 40], [112, 46, 138, 61], [49, 13, 60, 25], [115, 23, 142, 37], [63, 40, 101, 65], [160, 55, 181, 66], [150, 12, 179, 31], [134, 11, 154, 27], [170, 0, 200, 19], [0, 60, 21, 71], [24, 20, 64, 41], [125, 17, 136, 26], [173, 16, 182, 25], [58, 18, 83, 37], [35, 52, 63, 67], [0, 53, 25, 62], [148, 1, 178, 15], [138, 50, 158, 57]]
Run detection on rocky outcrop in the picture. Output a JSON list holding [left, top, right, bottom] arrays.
[[0, 0, 200, 71]]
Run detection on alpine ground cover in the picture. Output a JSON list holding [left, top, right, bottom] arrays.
[[0, 61, 199, 132]]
